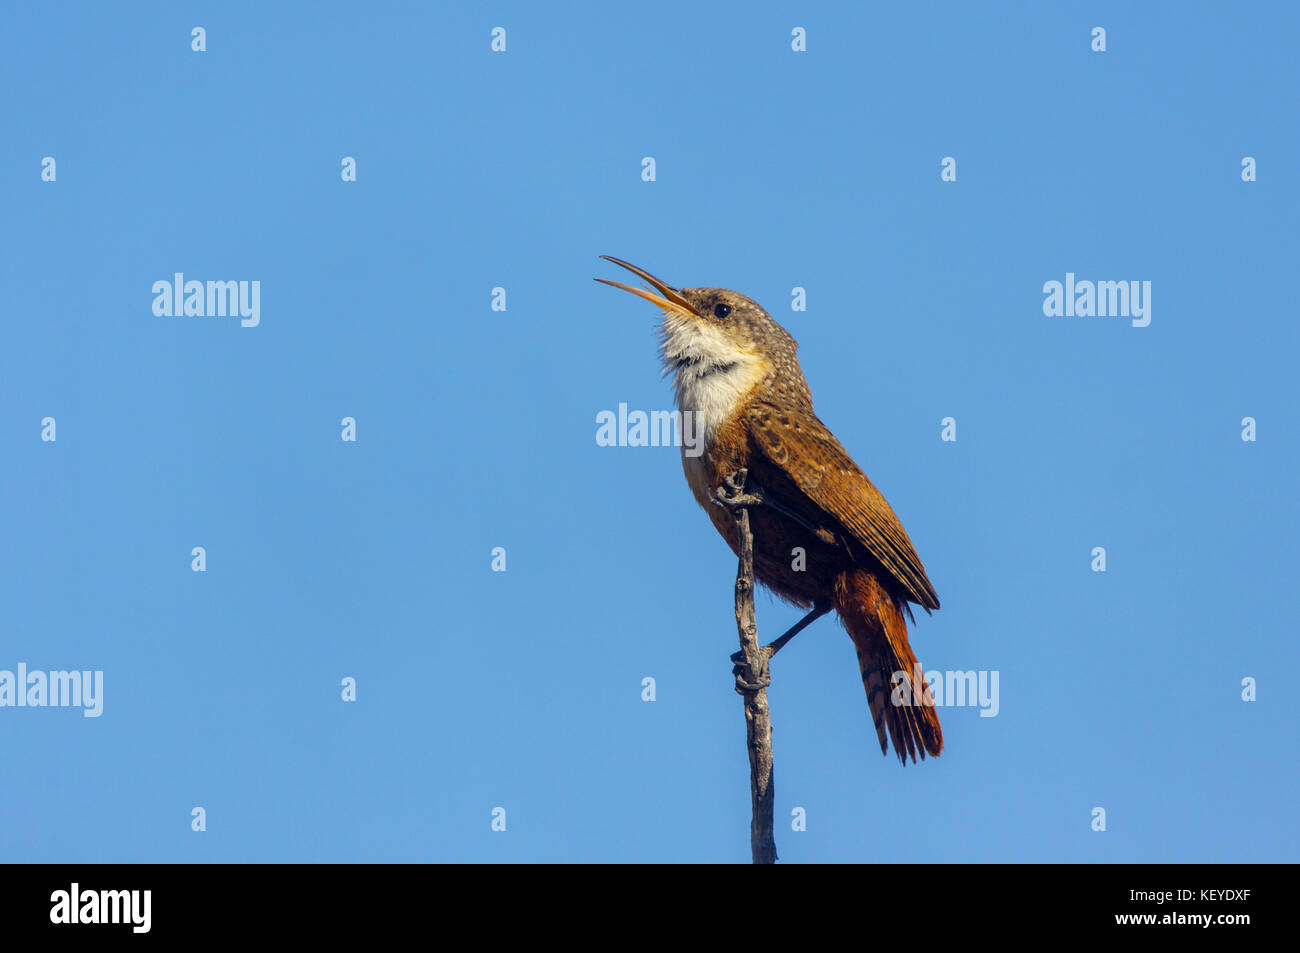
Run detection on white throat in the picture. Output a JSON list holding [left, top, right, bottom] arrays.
[[660, 314, 769, 442]]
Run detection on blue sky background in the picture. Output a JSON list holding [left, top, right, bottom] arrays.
[[2, 1, 1296, 863]]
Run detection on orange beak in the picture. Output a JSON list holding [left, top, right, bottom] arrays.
[[594, 256, 697, 316]]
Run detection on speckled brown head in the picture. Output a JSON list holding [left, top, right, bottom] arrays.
[[595, 256, 812, 436]]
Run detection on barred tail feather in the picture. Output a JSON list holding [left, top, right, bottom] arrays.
[[833, 568, 943, 764]]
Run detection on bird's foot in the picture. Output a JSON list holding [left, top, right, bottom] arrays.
[[731, 648, 772, 694], [733, 665, 771, 694], [713, 468, 823, 537], [713, 469, 765, 510]]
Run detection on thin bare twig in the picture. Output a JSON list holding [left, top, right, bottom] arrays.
[[723, 476, 778, 865]]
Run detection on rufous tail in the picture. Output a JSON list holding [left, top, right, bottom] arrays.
[[832, 568, 943, 764]]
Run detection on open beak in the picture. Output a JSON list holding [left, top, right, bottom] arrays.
[[594, 256, 697, 316]]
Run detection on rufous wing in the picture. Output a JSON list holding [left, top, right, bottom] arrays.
[[746, 400, 940, 611]]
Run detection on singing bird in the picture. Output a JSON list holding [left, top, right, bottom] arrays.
[[597, 256, 943, 763]]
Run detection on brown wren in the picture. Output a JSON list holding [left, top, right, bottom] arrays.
[[597, 256, 943, 763]]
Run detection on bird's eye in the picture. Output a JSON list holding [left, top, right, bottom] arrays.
[[713, 302, 733, 319]]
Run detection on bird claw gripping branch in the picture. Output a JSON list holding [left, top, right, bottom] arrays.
[[713, 469, 763, 510]]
